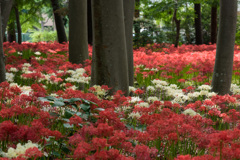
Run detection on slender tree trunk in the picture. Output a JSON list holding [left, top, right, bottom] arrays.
[[123, 0, 135, 86], [7, 18, 16, 42], [0, 1, 6, 83], [14, 5, 22, 44], [134, 0, 140, 46], [50, 0, 67, 43], [87, 0, 92, 45], [91, 0, 129, 96], [211, 6, 217, 44], [194, 3, 203, 45], [173, 8, 180, 48], [69, 0, 88, 65], [1, 0, 13, 37], [212, 0, 237, 95], [185, 3, 191, 44]]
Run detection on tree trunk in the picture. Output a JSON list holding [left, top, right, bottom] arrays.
[[173, 8, 180, 48], [14, 5, 22, 44], [7, 17, 16, 42], [1, 0, 13, 37], [123, 0, 135, 86], [134, 0, 140, 46], [69, 0, 88, 65], [87, 0, 92, 45], [212, 0, 237, 95], [91, 0, 129, 96], [211, 6, 217, 44], [50, 0, 67, 43], [194, 3, 203, 45], [0, 1, 6, 83]]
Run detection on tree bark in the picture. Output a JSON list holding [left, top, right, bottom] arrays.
[[194, 3, 203, 45], [14, 4, 22, 44], [123, 0, 135, 86], [211, 6, 217, 44], [0, 1, 6, 83], [91, 0, 129, 96], [212, 0, 237, 95], [69, 0, 88, 65], [50, 0, 67, 43], [1, 0, 13, 37], [173, 8, 180, 48], [87, 0, 92, 45], [134, 0, 140, 46], [7, 16, 16, 43]]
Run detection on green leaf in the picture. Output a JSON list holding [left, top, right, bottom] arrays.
[[81, 99, 98, 106], [51, 151, 61, 157], [38, 97, 50, 102], [63, 123, 73, 128], [80, 113, 89, 120], [64, 109, 75, 119], [69, 98, 82, 103], [45, 96, 58, 101], [71, 104, 78, 110], [80, 104, 90, 112], [52, 101, 65, 107], [61, 146, 70, 154], [49, 112, 60, 118], [93, 108, 105, 112]]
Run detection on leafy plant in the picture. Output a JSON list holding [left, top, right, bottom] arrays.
[[30, 31, 57, 42], [38, 96, 102, 123]]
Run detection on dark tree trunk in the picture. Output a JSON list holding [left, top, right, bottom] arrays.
[[69, 0, 88, 65], [194, 3, 203, 45], [14, 5, 21, 44], [91, 0, 129, 96], [7, 18, 16, 42], [134, 0, 140, 45], [87, 0, 92, 45], [173, 8, 180, 48], [1, 0, 13, 37], [123, 0, 135, 86], [50, 0, 67, 43], [211, 6, 217, 44], [0, 1, 6, 83], [212, 0, 237, 95]]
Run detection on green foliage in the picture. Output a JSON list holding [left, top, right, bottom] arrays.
[[38, 96, 100, 123], [235, 16, 240, 45], [30, 31, 57, 42], [133, 18, 166, 48]]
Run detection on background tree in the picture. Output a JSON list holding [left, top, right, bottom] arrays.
[[50, 0, 67, 43], [194, 2, 203, 45], [123, 0, 135, 86], [69, 0, 88, 65], [1, 0, 13, 37], [91, 0, 129, 96], [87, 0, 92, 45], [0, 0, 13, 83], [212, 0, 237, 95], [210, 0, 218, 44]]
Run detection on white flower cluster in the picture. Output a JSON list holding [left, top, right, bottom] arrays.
[[128, 111, 141, 119], [0, 140, 41, 158], [22, 63, 31, 73], [182, 108, 198, 117], [129, 86, 136, 92], [129, 96, 142, 103], [65, 68, 90, 84], [9, 67, 18, 72], [147, 96, 159, 103], [138, 102, 149, 108], [91, 85, 108, 97], [6, 72, 14, 82], [231, 84, 240, 94]]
